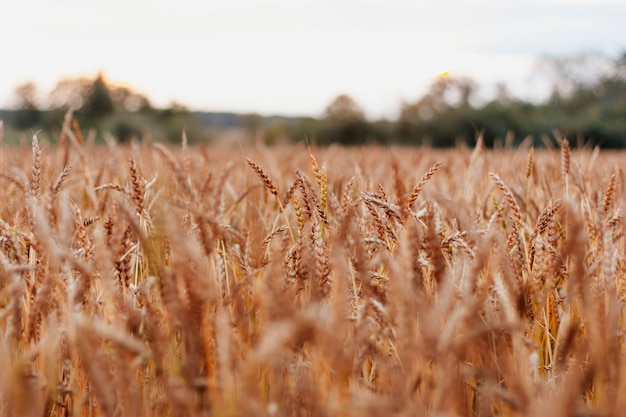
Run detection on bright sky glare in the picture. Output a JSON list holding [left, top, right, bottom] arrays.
[[1, 0, 625, 118]]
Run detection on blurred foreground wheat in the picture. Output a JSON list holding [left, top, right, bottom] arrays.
[[1, 128, 625, 417]]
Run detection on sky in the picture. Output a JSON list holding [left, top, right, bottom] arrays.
[[1, 0, 625, 119]]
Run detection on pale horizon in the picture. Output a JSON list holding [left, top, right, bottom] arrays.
[[2, 0, 625, 119]]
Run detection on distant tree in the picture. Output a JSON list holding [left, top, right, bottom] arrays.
[[49, 74, 152, 116], [324, 94, 366, 123], [48, 77, 92, 110], [13, 82, 39, 110], [109, 85, 152, 112], [494, 82, 512, 105], [397, 75, 478, 146], [12, 82, 43, 129], [539, 54, 615, 104], [319, 94, 371, 145], [427, 75, 477, 109], [81, 73, 114, 123]]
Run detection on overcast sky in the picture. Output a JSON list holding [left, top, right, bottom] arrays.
[[1, 0, 625, 118]]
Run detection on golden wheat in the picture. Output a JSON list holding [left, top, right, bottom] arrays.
[[1, 128, 626, 416]]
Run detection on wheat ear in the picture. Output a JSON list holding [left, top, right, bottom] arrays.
[[561, 138, 570, 196], [246, 158, 296, 246], [525, 146, 534, 219], [603, 173, 616, 219], [489, 172, 523, 226], [30, 132, 42, 198], [407, 161, 442, 214]]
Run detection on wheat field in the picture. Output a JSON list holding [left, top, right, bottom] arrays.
[[1, 122, 625, 416]]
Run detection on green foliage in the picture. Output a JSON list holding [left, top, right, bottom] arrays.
[[154, 105, 209, 144], [317, 94, 377, 145], [10, 82, 43, 130], [394, 54, 626, 148], [80, 73, 114, 125], [3, 52, 626, 147]]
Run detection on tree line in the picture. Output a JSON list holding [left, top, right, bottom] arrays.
[[3, 52, 626, 148], [3, 73, 203, 144], [304, 52, 626, 148]]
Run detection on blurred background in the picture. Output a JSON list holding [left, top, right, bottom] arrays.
[[1, 0, 625, 147]]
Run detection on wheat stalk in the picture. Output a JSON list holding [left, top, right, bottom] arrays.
[[407, 161, 442, 215]]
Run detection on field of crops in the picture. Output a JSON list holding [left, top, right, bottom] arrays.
[[1, 123, 626, 416]]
